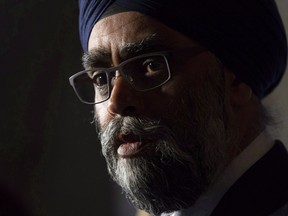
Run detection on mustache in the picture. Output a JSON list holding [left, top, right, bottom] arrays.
[[99, 116, 168, 149], [100, 116, 162, 135], [100, 116, 194, 163]]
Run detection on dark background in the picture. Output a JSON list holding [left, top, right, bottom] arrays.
[[0, 1, 134, 215], [0, 1, 287, 216]]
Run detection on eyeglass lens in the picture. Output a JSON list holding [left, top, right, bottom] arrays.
[[122, 54, 169, 90]]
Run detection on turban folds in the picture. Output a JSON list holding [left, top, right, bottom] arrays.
[[78, 0, 287, 98]]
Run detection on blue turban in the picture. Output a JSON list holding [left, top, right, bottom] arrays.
[[78, 0, 287, 99]]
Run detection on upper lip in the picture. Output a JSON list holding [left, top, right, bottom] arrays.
[[114, 131, 156, 156], [116, 131, 154, 149], [117, 132, 141, 144]]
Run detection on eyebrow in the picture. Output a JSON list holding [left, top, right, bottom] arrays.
[[82, 34, 170, 69], [119, 33, 168, 59], [82, 49, 111, 69]]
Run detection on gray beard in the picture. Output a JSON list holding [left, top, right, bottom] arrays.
[[101, 117, 215, 215], [98, 59, 233, 215], [100, 110, 230, 215]]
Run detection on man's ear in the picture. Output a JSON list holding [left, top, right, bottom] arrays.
[[224, 69, 252, 107]]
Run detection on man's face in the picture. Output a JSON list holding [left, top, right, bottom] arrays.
[[87, 12, 234, 215]]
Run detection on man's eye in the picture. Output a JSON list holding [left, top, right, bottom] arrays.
[[143, 58, 166, 75], [92, 72, 107, 87]]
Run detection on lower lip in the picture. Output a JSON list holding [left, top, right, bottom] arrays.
[[117, 142, 145, 158]]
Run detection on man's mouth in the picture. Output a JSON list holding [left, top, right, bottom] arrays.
[[116, 133, 151, 158]]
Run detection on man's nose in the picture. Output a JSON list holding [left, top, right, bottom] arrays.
[[107, 76, 142, 116]]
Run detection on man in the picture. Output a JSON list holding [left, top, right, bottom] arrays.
[[69, 0, 288, 215]]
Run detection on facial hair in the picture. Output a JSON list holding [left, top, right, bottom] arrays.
[[98, 57, 233, 215]]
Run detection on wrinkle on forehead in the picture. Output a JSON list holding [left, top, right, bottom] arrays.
[[89, 12, 169, 50], [87, 11, 199, 65]]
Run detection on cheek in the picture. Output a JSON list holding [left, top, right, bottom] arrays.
[[95, 103, 111, 129], [157, 80, 192, 119], [161, 73, 197, 99]]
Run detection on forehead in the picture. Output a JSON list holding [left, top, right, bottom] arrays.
[[88, 11, 197, 54]]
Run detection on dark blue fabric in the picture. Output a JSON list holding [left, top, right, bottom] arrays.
[[79, 0, 113, 52], [78, 0, 287, 98]]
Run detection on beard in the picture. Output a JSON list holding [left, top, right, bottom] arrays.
[[98, 58, 235, 215]]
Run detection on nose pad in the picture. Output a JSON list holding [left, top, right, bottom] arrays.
[[107, 76, 140, 116]]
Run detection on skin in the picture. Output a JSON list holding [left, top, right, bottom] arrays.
[[86, 11, 265, 214]]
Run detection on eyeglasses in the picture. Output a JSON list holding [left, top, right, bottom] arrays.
[[69, 52, 171, 104], [69, 47, 206, 104]]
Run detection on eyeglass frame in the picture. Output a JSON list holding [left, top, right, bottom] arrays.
[[69, 46, 206, 105]]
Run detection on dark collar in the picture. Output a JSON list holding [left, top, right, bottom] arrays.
[[211, 141, 288, 216]]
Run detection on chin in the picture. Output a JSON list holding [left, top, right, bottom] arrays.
[[107, 149, 213, 215]]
